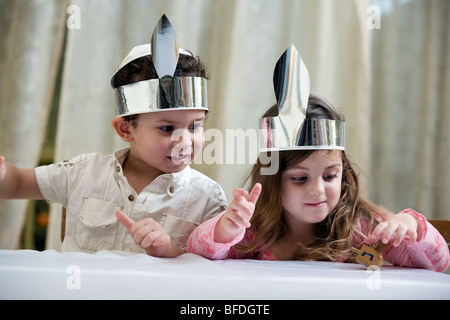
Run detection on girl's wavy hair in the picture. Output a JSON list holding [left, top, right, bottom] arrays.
[[236, 94, 386, 261]]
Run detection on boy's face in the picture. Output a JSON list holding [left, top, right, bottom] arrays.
[[127, 110, 206, 174], [280, 150, 343, 228]]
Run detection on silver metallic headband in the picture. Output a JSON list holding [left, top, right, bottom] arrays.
[[260, 45, 345, 152], [111, 15, 208, 117]]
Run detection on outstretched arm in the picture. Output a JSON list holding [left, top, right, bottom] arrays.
[[188, 183, 262, 260], [364, 209, 449, 272], [0, 156, 43, 200], [214, 183, 262, 243]]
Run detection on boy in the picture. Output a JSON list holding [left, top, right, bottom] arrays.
[[0, 15, 227, 257]]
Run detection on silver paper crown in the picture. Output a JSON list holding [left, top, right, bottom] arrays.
[[111, 15, 208, 117], [260, 44, 345, 152]]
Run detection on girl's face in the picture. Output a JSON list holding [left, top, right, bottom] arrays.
[[128, 110, 206, 174], [280, 150, 343, 228]]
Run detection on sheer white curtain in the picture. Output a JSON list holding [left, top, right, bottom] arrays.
[[0, 0, 67, 249], [370, 0, 450, 218], [0, 0, 448, 250]]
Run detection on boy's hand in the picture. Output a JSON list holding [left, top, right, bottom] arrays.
[[116, 210, 181, 257], [365, 211, 419, 247], [214, 183, 262, 243]]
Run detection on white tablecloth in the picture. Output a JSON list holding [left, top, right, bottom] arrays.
[[0, 249, 449, 300]]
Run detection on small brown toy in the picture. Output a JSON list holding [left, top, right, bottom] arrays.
[[356, 244, 384, 267]]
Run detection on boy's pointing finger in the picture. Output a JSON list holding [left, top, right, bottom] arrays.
[[116, 210, 135, 233]]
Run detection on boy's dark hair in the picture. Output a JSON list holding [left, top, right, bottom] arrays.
[[111, 53, 210, 123]]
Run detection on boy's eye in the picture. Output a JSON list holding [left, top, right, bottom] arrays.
[[189, 122, 204, 131], [159, 125, 174, 133], [189, 123, 202, 131]]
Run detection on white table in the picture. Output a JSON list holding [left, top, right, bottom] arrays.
[[0, 249, 449, 300]]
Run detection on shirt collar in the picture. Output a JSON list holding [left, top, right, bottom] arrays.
[[114, 147, 130, 167]]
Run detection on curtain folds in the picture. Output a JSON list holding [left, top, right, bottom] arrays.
[[370, 0, 450, 217], [0, 0, 67, 249], [0, 0, 447, 250]]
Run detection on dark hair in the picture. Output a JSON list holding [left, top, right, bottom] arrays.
[[112, 53, 210, 124]]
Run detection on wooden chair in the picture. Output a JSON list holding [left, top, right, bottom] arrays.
[[61, 207, 66, 242], [429, 219, 450, 247]]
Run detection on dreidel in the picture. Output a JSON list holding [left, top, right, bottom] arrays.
[[356, 244, 384, 267]]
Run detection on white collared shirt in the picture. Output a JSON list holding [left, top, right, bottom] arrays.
[[35, 148, 228, 253]]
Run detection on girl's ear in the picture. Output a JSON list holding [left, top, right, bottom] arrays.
[[111, 117, 133, 142]]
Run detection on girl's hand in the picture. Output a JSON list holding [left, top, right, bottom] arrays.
[[365, 211, 419, 247], [214, 183, 262, 243], [116, 210, 182, 257]]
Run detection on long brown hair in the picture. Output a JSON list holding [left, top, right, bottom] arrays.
[[236, 95, 386, 261]]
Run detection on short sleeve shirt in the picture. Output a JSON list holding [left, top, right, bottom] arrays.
[[35, 148, 228, 253]]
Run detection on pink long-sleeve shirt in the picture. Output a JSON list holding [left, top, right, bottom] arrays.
[[187, 209, 450, 272]]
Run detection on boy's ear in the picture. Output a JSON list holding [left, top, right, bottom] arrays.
[[111, 117, 133, 142]]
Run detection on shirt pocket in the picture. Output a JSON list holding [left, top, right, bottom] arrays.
[[75, 198, 122, 252], [160, 214, 199, 250]]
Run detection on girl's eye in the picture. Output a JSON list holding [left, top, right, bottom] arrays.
[[292, 176, 307, 183], [324, 174, 338, 181], [159, 126, 174, 133]]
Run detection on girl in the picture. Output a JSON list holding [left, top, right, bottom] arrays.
[[188, 95, 450, 272]]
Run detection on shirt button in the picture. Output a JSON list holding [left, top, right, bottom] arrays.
[[116, 165, 121, 172], [128, 195, 135, 201], [169, 186, 175, 193]]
